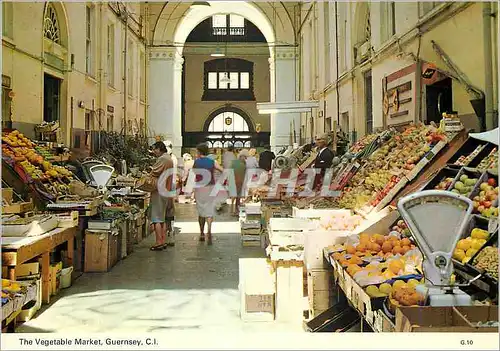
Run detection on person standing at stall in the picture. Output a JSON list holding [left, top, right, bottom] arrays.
[[148, 141, 174, 251], [313, 134, 334, 190], [258, 145, 275, 172]]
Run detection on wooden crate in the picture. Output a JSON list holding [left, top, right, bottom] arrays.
[[84, 230, 119, 273], [307, 269, 333, 316], [3, 200, 34, 214]]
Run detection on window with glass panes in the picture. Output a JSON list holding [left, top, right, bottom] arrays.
[[107, 24, 115, 86], [86, 5, 93, 75], [203, 58, 254, 101], [212, 14, 245, 36]]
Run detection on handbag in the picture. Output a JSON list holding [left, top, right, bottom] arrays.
[[136, 174, 158, 192]]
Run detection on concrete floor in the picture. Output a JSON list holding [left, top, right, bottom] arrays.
[[17, 203, 302, 333]]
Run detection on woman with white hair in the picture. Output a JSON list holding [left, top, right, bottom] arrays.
[[182, 153, 195, 203]]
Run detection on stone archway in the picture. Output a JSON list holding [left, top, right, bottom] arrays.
[[149, 1, 298, 155]]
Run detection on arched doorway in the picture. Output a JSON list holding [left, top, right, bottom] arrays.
[[202, 106, 264, 149], [149, 2, 299, 154]]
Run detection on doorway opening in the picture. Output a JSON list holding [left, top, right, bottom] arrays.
[[44, 73, 61, 123], [426, 77, 453, 124], [204, 108, 255, 148]]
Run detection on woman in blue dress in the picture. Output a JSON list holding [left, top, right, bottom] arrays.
[[192, 143, 223, 244]]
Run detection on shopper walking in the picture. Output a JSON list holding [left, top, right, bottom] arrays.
[[223, 146, 236, 209], [148, 141, 174, 251], [230, 149, 248, 216], [163, 141, 179, 246], [222, 146, 236, 169], [182, 153, 195, 203], [192, 143, 223, 244]]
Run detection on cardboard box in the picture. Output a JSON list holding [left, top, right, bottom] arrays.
[[245, 294, 275, 314], [239, 258, 276, 322], [50, 262, 62, 296], [396, 306, 499, 332]]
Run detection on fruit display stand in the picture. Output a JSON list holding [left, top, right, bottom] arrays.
[[1, 226, 76, 305], [317, 187, 499, 333], [2, 279, 38, 332]]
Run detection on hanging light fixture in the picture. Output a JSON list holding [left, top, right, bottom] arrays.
[[191, 2, 211, 8], [210, 47, 225, 57]]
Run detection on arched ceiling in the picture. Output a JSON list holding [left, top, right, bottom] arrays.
[[150, 1, 299, 48]]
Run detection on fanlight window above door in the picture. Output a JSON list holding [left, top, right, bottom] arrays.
[[208, 111, 250, 133], [44, 4, 61, 44]]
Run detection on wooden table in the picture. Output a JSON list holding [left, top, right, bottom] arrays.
[[1, 227, 76, 304]]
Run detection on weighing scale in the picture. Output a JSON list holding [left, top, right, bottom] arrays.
[[89, 164, 114, 193], [397, 190, 477, 307]]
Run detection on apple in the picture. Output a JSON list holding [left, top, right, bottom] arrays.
[[480, 183, 489, 191], [488, 178, 497, 187], [483, 201, 492, 209], [473, 201, 480, 209], [486, 190, 496, 201], [478, 205, 485, 213]]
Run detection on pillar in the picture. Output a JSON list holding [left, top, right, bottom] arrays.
[[269, 47, 301, 153], [148, 47, 183, 156]]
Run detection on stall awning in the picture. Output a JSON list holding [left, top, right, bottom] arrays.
[[468, 128, 499, 146]]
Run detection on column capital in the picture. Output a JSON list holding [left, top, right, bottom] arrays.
[[173, 56, 184, 71], [149, 47, 182, 61], [273, 46, 299, 61]]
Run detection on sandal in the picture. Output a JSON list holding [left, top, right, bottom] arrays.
[[150, 244, 164, 251]]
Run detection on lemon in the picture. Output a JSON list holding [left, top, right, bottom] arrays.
[[365, 285, 380, 298], [471, 228, 489, 240], [453, 249, 466, 261], [456, 239, 471, 251], [466, 248, 478, 258], [462, 256, 471, 264], [407, 279, 420, 289], [472, 239, 487, 250], [393, 280, 406, 290], [379, 283, 392, 295]]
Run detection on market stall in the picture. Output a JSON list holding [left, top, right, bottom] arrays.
[[2, 279, 38, 332], [1, 128, 155, 330], [1, 226, 76, 304], [243, 122, 499, 332]]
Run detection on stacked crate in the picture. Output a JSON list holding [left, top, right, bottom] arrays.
[[307, 269, 334, 318], [240, 203, 262, 247]]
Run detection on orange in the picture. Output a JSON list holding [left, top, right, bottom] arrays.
[[401, 238, 411, 247], [373, 234, 386, 246], [356, 243, 367, 252], [359, 233, 370, 244], [388, 259, 404, 274], [371, 243, 381, 252], [401, 245, 410, 254], [392, 246, 403, 255], [382, 241, 393, 253], [346, 245, 356, 255]]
